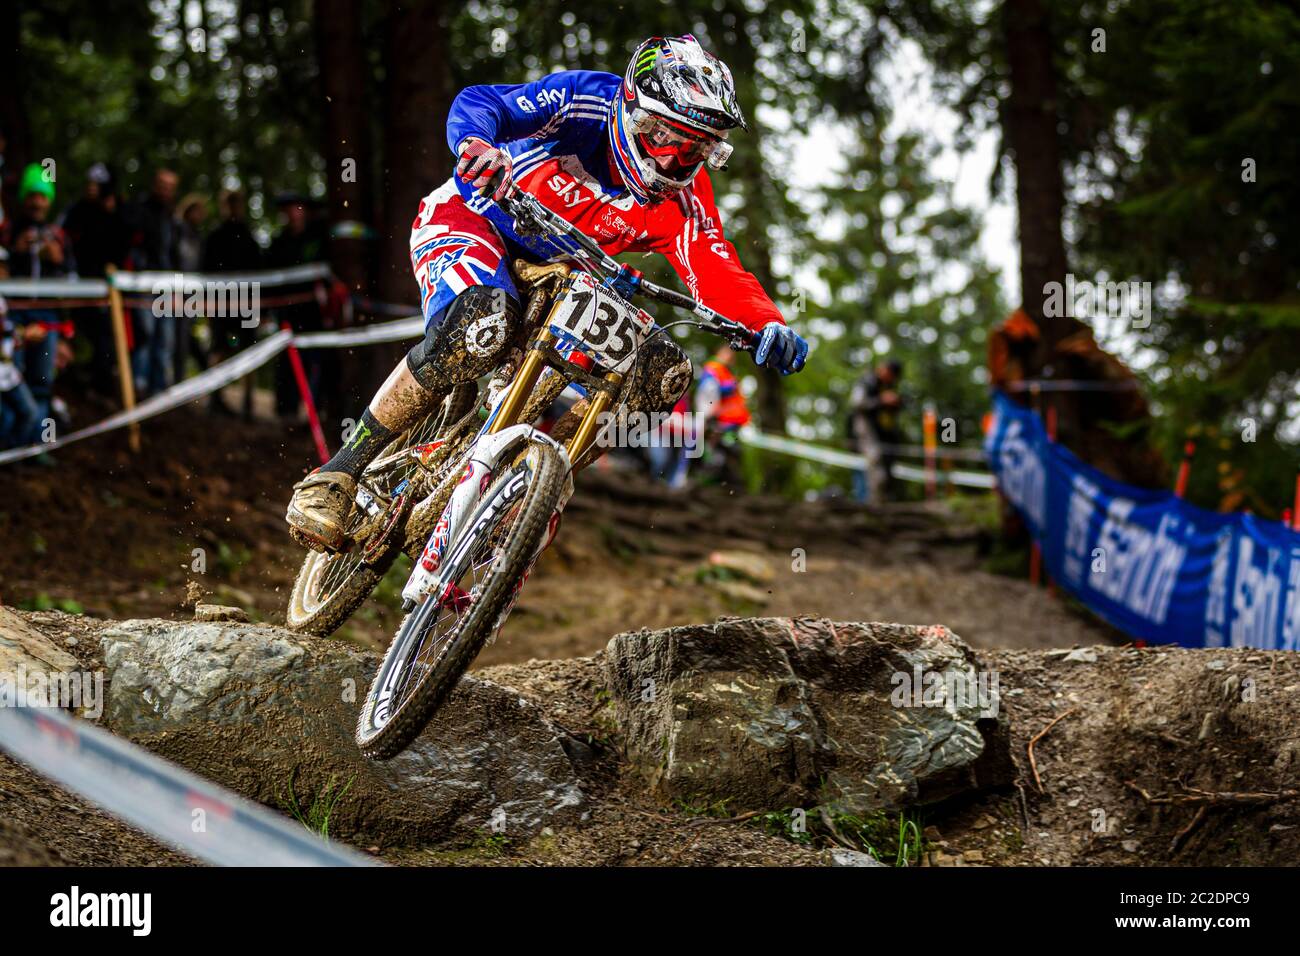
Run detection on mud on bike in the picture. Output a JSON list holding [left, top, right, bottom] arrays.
[[285, 187, 759, 759]]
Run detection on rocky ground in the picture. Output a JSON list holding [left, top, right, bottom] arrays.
[[5, 405, 1292, 868], [4, 607, 1297, 868]]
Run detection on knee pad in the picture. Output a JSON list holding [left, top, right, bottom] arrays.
[[621, 337, 693, 415], [406, 286, 521, 391]]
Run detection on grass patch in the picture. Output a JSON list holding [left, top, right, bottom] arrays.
[[751, 805, 929, 866], [16, 592, 84, 614], [278, 766, 355, 841]]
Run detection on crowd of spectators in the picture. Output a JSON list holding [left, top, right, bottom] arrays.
[[0, 152, 339, 453]]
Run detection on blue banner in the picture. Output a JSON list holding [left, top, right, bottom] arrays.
[[985, 391, 1300, 650]]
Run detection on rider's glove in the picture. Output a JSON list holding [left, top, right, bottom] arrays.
[[753, 322, 809, 375], [456, 137, 515, 201]]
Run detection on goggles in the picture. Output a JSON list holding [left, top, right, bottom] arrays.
[[629, 108, 733, 170]]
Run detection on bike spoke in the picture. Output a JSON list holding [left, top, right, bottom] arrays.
[[385, 493, 525, 715]]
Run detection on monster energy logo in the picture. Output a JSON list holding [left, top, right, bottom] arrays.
[[635, 48, 658, 75], [348, 422, 373, 449]]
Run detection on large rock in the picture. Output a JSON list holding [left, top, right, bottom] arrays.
[[602, 617, 1013, 814], [99, 620, 585, 845]]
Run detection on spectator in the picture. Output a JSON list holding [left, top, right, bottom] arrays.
[[61, 162, 129, 394], [5, 163, 74, 432], [173, 192, 209, 383], [647, 393, 692, 488], [203, 189, 261, 273], [847, 359, 904, 503], [203, 188, 262, 418], [695, 345, 751, 488], [125, 168, 180, 398], [0, 127, 7, 231], [267, 192, 326, 420], [0, 296, 42, 450]]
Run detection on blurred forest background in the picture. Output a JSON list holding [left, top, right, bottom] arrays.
[[3, 0, 1297, 514]]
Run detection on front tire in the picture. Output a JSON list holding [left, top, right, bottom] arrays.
[[355, 437, 566, 760]]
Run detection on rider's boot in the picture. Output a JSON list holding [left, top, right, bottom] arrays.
[[287, 286, 523, 551], [287, 360, 436, 552]]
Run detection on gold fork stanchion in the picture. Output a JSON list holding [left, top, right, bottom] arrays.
[[105, 266, 141, 452]]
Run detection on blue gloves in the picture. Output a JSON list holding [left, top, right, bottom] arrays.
[[753, 322, 810, 375]]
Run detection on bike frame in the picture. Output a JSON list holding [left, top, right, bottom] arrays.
[[396, 261, 618, 607], [386, 187, 760, 613]]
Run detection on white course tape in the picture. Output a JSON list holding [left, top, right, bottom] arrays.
[[0, 315, 426, 467], [0, 264, 335, 300], [738, 427, 995, 489], [739, 427, 869, 469], [891, 461, 996, 490], [0, 702, 375, 866], [108, 262, 332, 293], [0, 277, 110, 298], [0, 331, 291, 466], [294, 316, 424, 347]]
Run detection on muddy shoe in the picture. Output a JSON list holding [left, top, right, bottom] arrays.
[[286, 470, 357, 552]]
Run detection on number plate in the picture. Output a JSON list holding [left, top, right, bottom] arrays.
[[547, 272, 652, 373]]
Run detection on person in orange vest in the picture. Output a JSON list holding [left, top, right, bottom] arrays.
[[988, 308, 1040, 401], [695, 345, 750, 487]]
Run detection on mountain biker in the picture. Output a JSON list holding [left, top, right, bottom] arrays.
[[287, 34, 811, 552]]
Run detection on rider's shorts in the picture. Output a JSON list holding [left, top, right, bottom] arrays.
[[409, 179, 518, 329]]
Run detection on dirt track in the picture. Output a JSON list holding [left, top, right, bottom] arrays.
[[2, 405, 1187, 869], [0, 407, 1109, 662], [4, 607, 1297, 868]]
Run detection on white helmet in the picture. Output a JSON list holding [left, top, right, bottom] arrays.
[[609, 35, 747, 205]]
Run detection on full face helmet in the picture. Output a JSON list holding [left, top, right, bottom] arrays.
[[609, 35, 747, 205]]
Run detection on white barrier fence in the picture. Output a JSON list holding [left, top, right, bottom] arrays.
[[0, 262, 332, 302], [2, 267, 994, 488], [0, 701, 375, 866], [737, 427, 994, 489], [0, 316, 426, 467]]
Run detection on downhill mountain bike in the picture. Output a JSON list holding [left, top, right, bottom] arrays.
[[286, 186, 759, 759]]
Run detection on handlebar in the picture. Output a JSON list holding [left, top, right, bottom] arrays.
[[496, 189, 760, 351]]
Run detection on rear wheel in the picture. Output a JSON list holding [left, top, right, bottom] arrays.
[[355, 437, 566, 759], [284, 384, 478, 637]]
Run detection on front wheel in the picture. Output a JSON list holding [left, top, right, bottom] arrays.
[[355, 437, 567, 760]]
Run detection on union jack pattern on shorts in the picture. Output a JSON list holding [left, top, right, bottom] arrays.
[[409, 179, 517, 327]]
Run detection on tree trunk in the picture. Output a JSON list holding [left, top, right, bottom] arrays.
[[314, 0, 376, 423], [1002, 0, 1079, 363], [1001, 0, 1164, 488], [315, 0, 373, 297], [0, 0, 32, 200], [379, 0, 454, 308]]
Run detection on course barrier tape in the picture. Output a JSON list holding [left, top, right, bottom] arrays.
[[0, 263, 334, 303], [0, 701, 375, 866], [1005, 378, 1140, 393], [892, 461, 996, 489], [986, 390, 1300, 649], [0, 314, 426, 467], [738, 427, 994, 489], [0, 278, 112, 299], [294, 316, 425, 348], [107, 262, 332, 294]]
